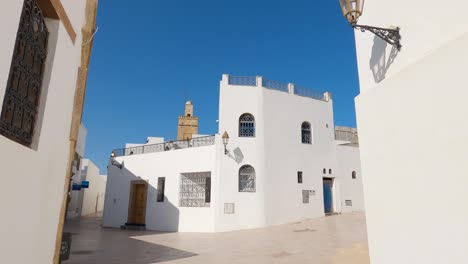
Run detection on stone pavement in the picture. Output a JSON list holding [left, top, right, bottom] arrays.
[[64, 212, 369, 264]]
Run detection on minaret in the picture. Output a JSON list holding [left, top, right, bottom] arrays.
[[177, 101, 199, 140]]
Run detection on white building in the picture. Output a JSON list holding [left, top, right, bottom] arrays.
[[103, 74, 364, 232], [351, 0, 468, 263], [67, 158, 107, 219], [0, 0, 97, 263], [67, 124, 107, 219]]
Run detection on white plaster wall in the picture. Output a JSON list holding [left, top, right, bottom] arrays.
[[354, 0, 468, 94], [335, 144, 364, 213], [354, 2, 468, 262], [0, 1, 87, 263], [103, 144, 217, 232], [216, 76, 268, 231], [262, 85, 337, 226], [216, 75, 339, 231], [81, 159, 106, 216]]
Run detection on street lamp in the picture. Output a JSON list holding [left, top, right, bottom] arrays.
[[338, 0, 402, 50], [222, 131, 229, 155], [110, 151, 122, 169]]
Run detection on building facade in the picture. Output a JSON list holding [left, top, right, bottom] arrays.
[[352, 0, 468, 263], [103, 74, 364, 232], [0, 0, 97, 263], [177, 101, 199, 140]]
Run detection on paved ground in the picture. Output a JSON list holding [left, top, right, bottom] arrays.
[[64, 212, 369, 264]]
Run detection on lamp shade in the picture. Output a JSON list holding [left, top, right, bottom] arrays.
[[222, 131, 229, 145], [339, 0, 364, 25]]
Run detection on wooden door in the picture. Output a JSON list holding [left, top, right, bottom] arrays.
[[128, 183, 147, 224]]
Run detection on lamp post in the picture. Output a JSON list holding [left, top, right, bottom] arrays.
[[222, 131, 229, 155], [338, 0, 402, 50]]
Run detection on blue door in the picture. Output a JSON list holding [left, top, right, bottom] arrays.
[[323, 179, 333, 214]]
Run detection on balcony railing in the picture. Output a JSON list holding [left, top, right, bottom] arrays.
[[112, 135, 216, 157], [262, 78, 289, 92], [227, 75, 328, 101], [294, 86, 326, 101], [335, 130, 359, 143], [228, 76, 257, 86]]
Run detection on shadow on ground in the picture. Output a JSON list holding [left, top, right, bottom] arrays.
[[64, 214, 197, 264]]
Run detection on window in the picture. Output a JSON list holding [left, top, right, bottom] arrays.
[[179, 172, 211, 207], [329, 169, 332, 174], [239, 165, 255, 192], [352, 171, 357, 179], [157, 177, 165, 202], [302, 190, 310, 203], [323, 168, 326, 174], [297, 171, 303, 184], [0, 0, 49, 146], [345, 200, 353, 206], [239, 113, 255, 137], [301, 122, 312, 144]]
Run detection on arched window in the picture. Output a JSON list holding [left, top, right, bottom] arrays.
[[352, 171, 356, 179], [301, 122, 312, 144], [239, 113, 255, 137], [323, 168, 326, 174], [239, 165, 255, 192], [329, 169, 332, 174]]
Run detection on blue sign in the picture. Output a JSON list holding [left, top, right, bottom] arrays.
[[81, 181, 90, 188], [72, 183, 82, 191]]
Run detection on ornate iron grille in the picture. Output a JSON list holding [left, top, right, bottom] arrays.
[[302, 190, 310, 204], [0, 0, 48, 146], [239, 165, 255, 192], [239, 113, 255, 137], [301, 122, 312, 144], [179, 172, 211, 207]]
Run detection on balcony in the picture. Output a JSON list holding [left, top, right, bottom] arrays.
[[335, 127, 359, 143], [227, 75, 329, 102], [112, 135, 216, 157]]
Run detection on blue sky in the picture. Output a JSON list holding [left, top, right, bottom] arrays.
[[82, 0, 360, 172]]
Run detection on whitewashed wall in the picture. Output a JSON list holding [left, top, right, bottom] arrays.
[[104, 75, 363, 233], [81, 159, 107, 216], [353, 0, 468, 263], [216, 75, 343, 232], [103, 144, 218, 232], [335, 144, 364, 213], [0, 1, 87, 263]]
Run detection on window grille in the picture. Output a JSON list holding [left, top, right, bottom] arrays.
[[302, 190, 310, 203], [0, 0, 48, 146], [157, 177, 165, 202], [297, 171, 303, 184], [179, 172, 211, 207], [239, 165, 255, 192], [239, 113, 255, 137], [345, 200, 353, 206], [301, 122, 312, 144]]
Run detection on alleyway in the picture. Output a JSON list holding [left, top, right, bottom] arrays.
[[64, 213, 369, 264]]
